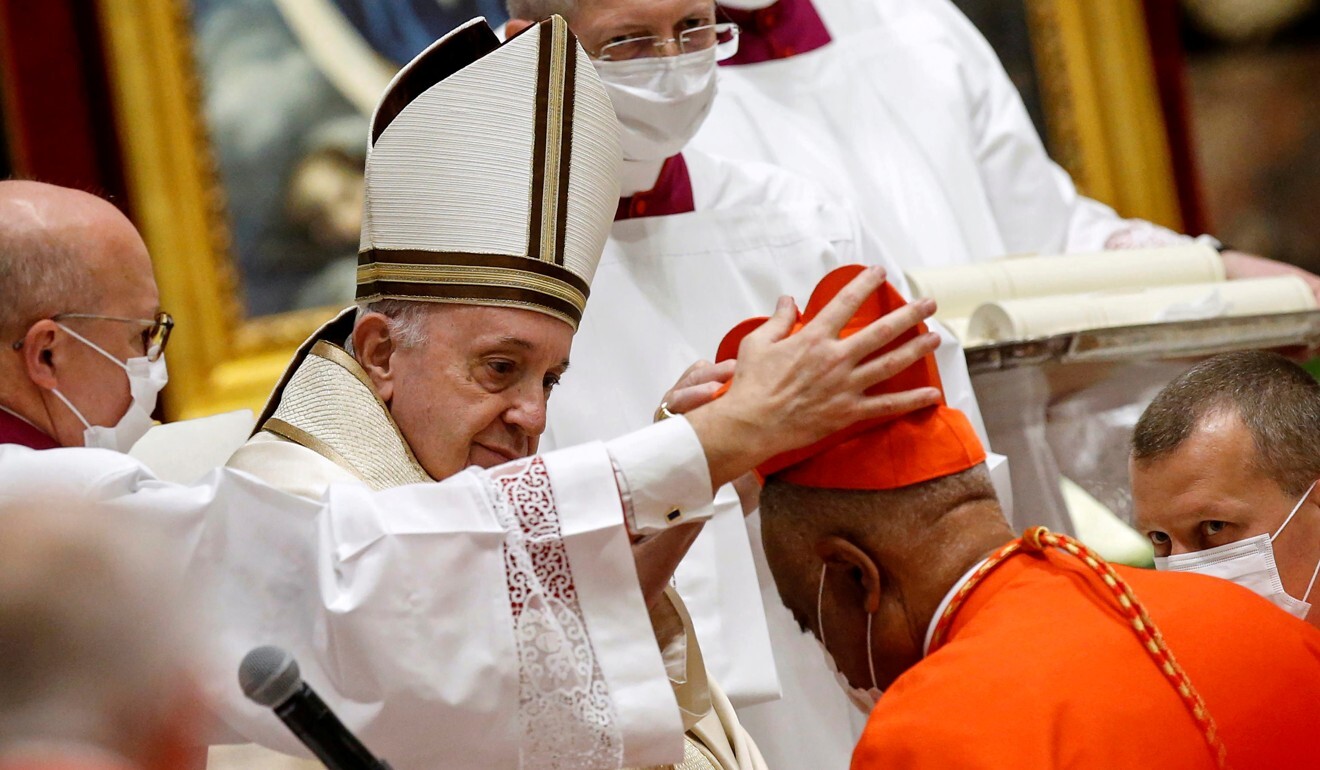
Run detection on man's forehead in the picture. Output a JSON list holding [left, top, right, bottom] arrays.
[[446, 307, 573, 356], [1131, 457, 1274, 531], [578, 0, 715, 27]]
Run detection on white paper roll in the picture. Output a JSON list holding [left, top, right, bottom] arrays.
[[967, 276, 1317, 343], [905, 245, 1225, 319]]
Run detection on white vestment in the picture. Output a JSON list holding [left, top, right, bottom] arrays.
[[543, 149, 990, 770], [0, 411, 714, 770], [693, 0, 1196, 267]]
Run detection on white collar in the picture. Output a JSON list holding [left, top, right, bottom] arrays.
[[922, 557, 989, 657], [619, 158, 666, 197]]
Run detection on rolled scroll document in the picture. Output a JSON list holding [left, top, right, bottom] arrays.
[[905, 245, 1225, 319], [967, 276, 1317, 343]]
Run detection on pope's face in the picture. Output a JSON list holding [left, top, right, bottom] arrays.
[[1130, 409, 1320, 607], [570, 0, 718, 57], [382, 305, 572, 480]]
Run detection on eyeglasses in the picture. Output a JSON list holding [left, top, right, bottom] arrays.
[[11, 311, 175, 362], [594, 22, 740, 62]]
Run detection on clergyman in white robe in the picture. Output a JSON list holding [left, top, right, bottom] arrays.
[[543, 148, 999, 770], [696, 0, 1211, 267]]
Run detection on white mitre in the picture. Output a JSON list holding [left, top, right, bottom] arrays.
[[356, 15, 621, 330]]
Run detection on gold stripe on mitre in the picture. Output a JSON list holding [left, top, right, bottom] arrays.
[[357, 262, 587, 310], [534, 15, 572, 266]]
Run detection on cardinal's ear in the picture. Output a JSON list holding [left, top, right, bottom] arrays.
[[816, 536, 883, 614]]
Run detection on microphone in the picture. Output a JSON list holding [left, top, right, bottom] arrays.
[[239, 646, 392, 770]]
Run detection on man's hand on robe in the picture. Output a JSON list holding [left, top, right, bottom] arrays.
[[685, 265, 943, 491], [1223, 250, 1320, 304]]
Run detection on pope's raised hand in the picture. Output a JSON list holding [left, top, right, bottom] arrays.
[[685, 266, 942, 491]]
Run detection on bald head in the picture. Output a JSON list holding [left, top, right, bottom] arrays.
[[758, 465, 1010, 692], [0, 181, 152, 338], [760, 465, 1003, 594], [0, 504, 200, 763], [0, 182, 161, 446]]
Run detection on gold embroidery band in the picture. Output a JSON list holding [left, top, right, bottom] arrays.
[[357, 281, 582, 328], [357, 262, 586, 312], [355, 249, 590, 297]]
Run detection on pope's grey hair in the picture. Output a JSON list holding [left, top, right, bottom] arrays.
[[353, 299, 433, 350], [506, 0, 577, 20], [0, 217, 98, 339]]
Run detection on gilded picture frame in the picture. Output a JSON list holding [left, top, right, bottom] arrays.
[[95, 0, 1184, 420]]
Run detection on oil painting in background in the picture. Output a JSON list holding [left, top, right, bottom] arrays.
[[188, 0, 509, 317]]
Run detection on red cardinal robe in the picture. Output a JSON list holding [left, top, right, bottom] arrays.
[[852, 548, 1320, 769]]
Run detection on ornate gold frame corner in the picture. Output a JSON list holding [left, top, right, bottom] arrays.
[[95, 0, 335, 420], [1028, 0, 1185, 232]]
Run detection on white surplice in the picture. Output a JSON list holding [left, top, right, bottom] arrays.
[[542, 149, 992, 770], [695, 0, 1197, 267], [0, 414, 714, 770]]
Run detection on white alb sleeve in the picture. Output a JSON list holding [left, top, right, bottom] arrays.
[[605, 416, 714, 534]]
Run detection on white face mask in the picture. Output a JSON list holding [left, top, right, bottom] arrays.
[[1155, 481, 1320, 621], [593, 47, 720, 163], [46, 323, 168, 452], [816, 564, 884, 715]]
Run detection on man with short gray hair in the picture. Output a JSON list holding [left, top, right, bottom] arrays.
[[1130, 350, 1320, 628]]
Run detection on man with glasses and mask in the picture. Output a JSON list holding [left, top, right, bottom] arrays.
[[0, 181, 172, 453], [1131, 351, 1320, 629], [504, 3, 1000, 768]]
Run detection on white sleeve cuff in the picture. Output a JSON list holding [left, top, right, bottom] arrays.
[[606, 417, 714, 535]]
